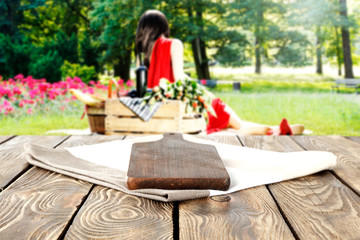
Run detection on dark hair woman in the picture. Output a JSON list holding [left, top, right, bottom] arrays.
[[135, 10, 304, 135], [135, 10, 170, 67], [135, 10, 188, 89]]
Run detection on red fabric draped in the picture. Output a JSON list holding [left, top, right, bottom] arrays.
[[147, 36, 175, 88], [206, 98, 231, 134]]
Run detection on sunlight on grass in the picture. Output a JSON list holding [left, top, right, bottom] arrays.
[[215, 73, 335, 83], [0, 110, 88, 135], [215, 92, 360, 136], [212, 81, 338, 93]]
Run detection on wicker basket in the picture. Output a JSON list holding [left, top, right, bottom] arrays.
[[87, 106, 106, 134]]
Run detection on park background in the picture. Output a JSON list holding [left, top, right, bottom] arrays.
[[0, 0, 359, 135]]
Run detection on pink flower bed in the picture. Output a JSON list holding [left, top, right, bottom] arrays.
[[0, 74, 133, 116]]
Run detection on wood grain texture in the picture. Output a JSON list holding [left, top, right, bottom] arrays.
[[0, 135, 67, 191], [57, 135, 125, 148], [240, 135, 360, 240], [106, 98, 183, 118], [0, 135, 68, 149], [180, 187, 295, 240], [179, 135, 294, 240], [180, 117, 206, 133], [106, 115, 181, 133], [292, 135, 360, 195], [0, 135, 125, 239], [65, 186, 173, 240], [270, 171, 360, 239], [127, 133, 230, 190], [87, 115, 106, 134], [345, 136, 360, 144], [0, 167, 92, 240], [0, 136, 13, 144]]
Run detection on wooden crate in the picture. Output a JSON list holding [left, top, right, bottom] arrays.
[[87, 106, 106, 134], [105, 99, 206, 135]]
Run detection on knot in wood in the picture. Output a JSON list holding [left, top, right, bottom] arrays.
[[210, 195, 231, 202]]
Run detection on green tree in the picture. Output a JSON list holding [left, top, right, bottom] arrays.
[[229, 0, 287, 74], [0, 34, 34, 77], [288, 0, 355, 75], [90, 0, 155, 80], [0, 0, 25, 36], [213, 30, 250, 67], [29, 50, 63, 82], [164, 0, 244, 79], [17, 0, 59, 43], [270, 27, 312, 67], [324, 26, 343, 76], [20, 0, 101, 70], [339, 0, 354, 78], [0, 0, 46, 77]]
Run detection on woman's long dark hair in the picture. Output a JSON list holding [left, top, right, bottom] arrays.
[[135, 10, 170, 67]]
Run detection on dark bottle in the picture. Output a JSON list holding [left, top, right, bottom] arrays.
[[136, 52, 148, 98]]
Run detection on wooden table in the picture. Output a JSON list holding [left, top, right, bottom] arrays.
[[0, 135, 359, 239]]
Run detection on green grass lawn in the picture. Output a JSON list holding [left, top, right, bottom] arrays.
[[1, 91, 359, 136], [0, 110, 89, 135], [216, 92, 360, 136], [214, 72, 335, 83], [211, 73, 358, 94], [1, 73, 359, 136]]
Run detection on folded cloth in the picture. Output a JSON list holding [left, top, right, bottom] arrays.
[[119, 97, 162, 122], [23, 135, 337, 202]]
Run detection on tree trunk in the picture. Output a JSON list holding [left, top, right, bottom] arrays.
[[316, 26, 323, 74], [199, 38, 210, 79], [255, 36, 261, 74], [191, 37, 211, 80], [194, 10, 211, 79], [254, 6, 264, 75], [339, 0, 354, 78], [191, 38, 202, 79], [114, 49, 131, 80], [335, 27, 342, 76], [187, 7, 211, 79]]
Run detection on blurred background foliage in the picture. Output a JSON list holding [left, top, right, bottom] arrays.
[[0, 0, 359, 82]]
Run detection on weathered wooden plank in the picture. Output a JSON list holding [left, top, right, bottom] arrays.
[[56, 135, 125, 147], [0, 135, 68, 191], [0, 135, 124, 240], [180, 117, 206, 133], [270, 171, 360, 239], [106, 98, 183, 118], [106, 116, 180, 133], [0, 135, 67, 149], [179, 135, 295, 240], [240, 135, 360, 240], [0, 167, 92, 240], [346, 136, 360, 144], [64, 186, 173, 240], [0, 136, 14, 145], [292, 135, 360, 195]]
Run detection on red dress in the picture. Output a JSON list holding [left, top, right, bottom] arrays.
[[148, 37, 230, 134], [206, 98, 230, 134], [148, 36, 175, 88]]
